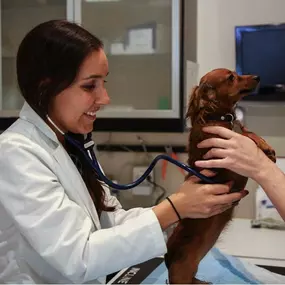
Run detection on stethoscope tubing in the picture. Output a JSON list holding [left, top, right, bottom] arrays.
[[65, 135, 217, 190]]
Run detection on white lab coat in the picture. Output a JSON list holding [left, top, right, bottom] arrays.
[[0, 102, 167, 284]]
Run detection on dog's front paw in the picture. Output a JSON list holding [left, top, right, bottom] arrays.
[[243, 132, 276, 163], [263, 147, 276, 163], [192, 277, 212, 284]]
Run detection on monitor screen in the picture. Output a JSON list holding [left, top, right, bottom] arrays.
[[235, 24, 285, 88]]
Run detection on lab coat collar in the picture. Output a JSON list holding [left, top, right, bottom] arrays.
[[19, 101, 60, 146], [19, 101, 102, 230]]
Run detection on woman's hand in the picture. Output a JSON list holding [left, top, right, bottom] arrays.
[[193, 126, 273, 181], [169, 170, 248, 219], [153, 169, 248, 230]]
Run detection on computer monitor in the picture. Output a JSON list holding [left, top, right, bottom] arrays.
[[235, 23, 285, 101]]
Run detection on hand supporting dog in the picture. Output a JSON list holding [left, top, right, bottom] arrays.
[[195, 125, 276, 177]]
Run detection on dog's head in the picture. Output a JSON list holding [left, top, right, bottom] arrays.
[[186, 68, 260, 123]]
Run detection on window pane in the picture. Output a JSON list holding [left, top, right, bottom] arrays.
[[81, 0, 173, 111]]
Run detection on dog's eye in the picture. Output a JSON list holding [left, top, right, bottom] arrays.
[[228, 74, 235, 82]]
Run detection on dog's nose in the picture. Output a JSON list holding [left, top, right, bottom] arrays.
[[253, 76, 260, 82]]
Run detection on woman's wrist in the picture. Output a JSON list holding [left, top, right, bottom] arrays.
[[252, 153, 276, 184], [255, 159, 283, 188], [152, 194, 181, 230], [166, 196, 182, 221], [252, 157, 285, 220]]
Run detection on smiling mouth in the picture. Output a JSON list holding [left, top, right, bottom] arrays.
[[84, 112, 97, 121], [85, 111, 97, 116]]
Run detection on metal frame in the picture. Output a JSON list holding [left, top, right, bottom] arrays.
[[66, 0, 75, 21], [0, 2, 2, 110], [0, 0, 185, 132]]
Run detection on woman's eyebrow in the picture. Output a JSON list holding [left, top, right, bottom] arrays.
[[82, 72, 109, 80]]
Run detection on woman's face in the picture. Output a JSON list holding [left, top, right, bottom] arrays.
[[48, 48, 110, 136]]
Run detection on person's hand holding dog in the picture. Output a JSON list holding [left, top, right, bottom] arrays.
[[194, 125, 285, 221], [171, 170, 248, 219], [153, 169, 248, 230], [194, 126, 274, 181]]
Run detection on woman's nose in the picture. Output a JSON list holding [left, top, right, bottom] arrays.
[[97, 90, 110, 105]]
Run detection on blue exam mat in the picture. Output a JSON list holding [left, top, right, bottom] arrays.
[[142, 247, 261, 284]]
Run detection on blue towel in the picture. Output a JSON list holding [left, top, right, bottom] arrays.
[[196, 247, 260, 284], [142, 248, 261, 284]]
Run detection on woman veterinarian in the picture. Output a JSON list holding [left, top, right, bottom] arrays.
[[0, 20, 247, 284]]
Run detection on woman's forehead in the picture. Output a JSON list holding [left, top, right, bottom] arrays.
[[78, 49, 108, 78]]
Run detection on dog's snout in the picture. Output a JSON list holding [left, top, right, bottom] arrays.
[[253, 76, 260, 82]]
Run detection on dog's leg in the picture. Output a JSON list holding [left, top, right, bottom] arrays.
[[166, 223, 200, 284], [168, 252, 203, 284], [167, 242, 212, 284], [237, 122, 276, 162], [166, 215, 230, 284]]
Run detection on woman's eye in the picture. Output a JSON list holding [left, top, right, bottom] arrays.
[[81, 79, 107, 92], [81, 83, 96, 92]]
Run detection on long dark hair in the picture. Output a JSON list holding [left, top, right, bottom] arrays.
[[16, 19, 115, 215]]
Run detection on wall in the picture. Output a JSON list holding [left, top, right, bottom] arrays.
[[197, 0, 285, 78], [93, 0, 285, 220]]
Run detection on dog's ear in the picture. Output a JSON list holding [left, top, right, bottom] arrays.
[[199, 83, 216, 105], [186, 83, 216, 122], [186, 85, 200, 122]]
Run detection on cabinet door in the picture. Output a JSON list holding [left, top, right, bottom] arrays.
[[74, 0, 183, 132], [0, 0, 72, 127]]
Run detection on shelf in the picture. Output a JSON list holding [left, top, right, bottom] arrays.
[[2, 55, 16, 59], [107, 52, 169, 57], [238, 100, 285, 108]]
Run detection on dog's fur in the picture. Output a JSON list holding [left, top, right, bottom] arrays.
[[164, 68, 276, 284]]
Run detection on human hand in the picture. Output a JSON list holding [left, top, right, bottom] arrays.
[[193, 126, 273, 181], [169, 170, 248, 219]]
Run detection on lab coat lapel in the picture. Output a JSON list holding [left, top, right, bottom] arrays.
[[53, 145, 102, 230], [19, 101, 102, 229]]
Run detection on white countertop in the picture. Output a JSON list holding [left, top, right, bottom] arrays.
[[216, 218, 285, 267]]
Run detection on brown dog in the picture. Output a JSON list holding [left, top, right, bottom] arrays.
[[164, 68, 276, 284]]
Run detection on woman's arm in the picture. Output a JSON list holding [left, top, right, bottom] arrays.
[[251, 158, 285, 221], [0, 136, 167, 283], [194, 126, 285, 221], [0, 134, 247, 283], [104, 169, 248, 231]]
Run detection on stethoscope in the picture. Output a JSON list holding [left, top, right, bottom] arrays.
[[47, 116, 217, 190]]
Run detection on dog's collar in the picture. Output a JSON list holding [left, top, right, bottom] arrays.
[[205, 113, 236, 123]]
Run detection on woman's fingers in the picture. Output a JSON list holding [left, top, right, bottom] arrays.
[[215, 189, 249, 205], [197, 137, 232, 149], [188, 169, 217, 183], [204, 189, 249, 217], [195, 158, 226, 169], [201, 126, 237, 139], [207, 190, 249, 216], [209, 205, 233, 217], [202, 148, 229, 159], [206, 183, 232, 195]]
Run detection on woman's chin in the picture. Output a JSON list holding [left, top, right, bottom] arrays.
[[83, 123, 94, 134]]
